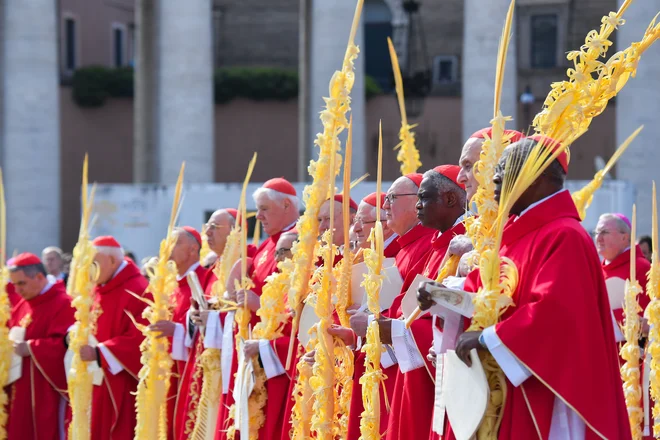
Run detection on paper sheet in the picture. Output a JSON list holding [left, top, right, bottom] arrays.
[[64, 333, 104, 386], [8, 327, 25, 385]]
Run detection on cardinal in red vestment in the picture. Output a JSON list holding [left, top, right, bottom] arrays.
[[148, 226, 210, 440], [454, 138, 630, 439], [215, 177, 299, 440], [174, 209, 238, 440], [596, 212, 652, 438], [74, 236, 150, 440], [6, 253, 75, 440], [341, 185, 429, 440], [370, 165, 467, 440]]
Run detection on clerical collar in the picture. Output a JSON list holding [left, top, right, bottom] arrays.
[[177, 261, 200, 281], [517, 189, 567, 219], [109, 260, 128, 283], [283, 220, 297, 232], [39, 281, 54, 296], [57, 272, 66, 280], [384, 233, 399, 249]]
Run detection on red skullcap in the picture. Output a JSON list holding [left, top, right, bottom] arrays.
[[470, 127, 525, 144], [405, 173, 424, 188], [182, 226, 202, 246], [92, 236, 121, 248], [11, 253, 42, 267], [527, 135, 569, 173], [263, 178, 297, 196], [225, 208, 238, 219], [333, 194, 358, 211], [362, 192, 386, 209], [433, 165, 465, 190]]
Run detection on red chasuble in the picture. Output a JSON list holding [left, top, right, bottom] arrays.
[[6, 282, 75, 440], [173, 263, 219, 440], [603, 245, 651, 328], [345, 238, 404, 439], [91, 260, 149, 440], [215, 230, 290, 440], [168, 264, 210, 440], [463, 191, 630, 439], [385, 221, 466, 440]]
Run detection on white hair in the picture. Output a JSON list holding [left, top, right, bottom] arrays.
[[598, 213, 631, 235], [95, 246, 125, 260], [211, 209, 236, 227], [359, 201, 385, 220], [253, 187, 300, 211], [42, 246, 63, 257]]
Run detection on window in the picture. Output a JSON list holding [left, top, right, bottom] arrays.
[[432, 55, 458, 84], [530, 14, 558, 68], [64, 17, 77, 71], [112, 24, 127, 67]]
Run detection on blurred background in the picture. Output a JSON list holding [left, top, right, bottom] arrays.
[[0, 0, 658, 258]]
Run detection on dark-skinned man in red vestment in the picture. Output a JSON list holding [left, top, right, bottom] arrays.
[[149, 226, 210, 440], [176, 208, 239, 440], [75, 236, 149, 440], [215, 178, 299, 440], [6, 253, 75, 440], [451, 137, 630, 439]]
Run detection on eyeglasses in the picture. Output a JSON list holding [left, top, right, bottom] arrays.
[[205, 222, 229, 231], [354, 217, 385, 225], [384, 193, 418, 204], [275, 248, 292, 257]]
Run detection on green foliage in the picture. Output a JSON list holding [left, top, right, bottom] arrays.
[[71, 66, 383, 108]]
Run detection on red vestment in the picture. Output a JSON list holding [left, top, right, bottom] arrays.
[[168, 264, 210, 440], [602, 245, 652, 439], [6, 282, 75, 440], [91, 260, 149, 440], [215, 230, 290, 440], [346, 237, 408, 439], [385, 221, 466, 440], [460, 191, 630, 439], [603, 245, 651, 328], [173, 262, 219, 440]]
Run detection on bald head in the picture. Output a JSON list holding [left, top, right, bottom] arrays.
[[206, 209, 236, 255], [171, 228, 201, 276]]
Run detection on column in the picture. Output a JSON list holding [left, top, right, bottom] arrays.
[[615, 0, 660, 235], [462, 0, 517, 139], [156, 0, 215, 184], [307, 0, 366, 178], [134, 0, 158, 183], [0, 0, 60, 253]]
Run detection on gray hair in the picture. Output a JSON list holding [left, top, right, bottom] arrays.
[[42, 246, 63, 258], [210, 209, 236, 227], [422, 170, 467, 206], [504, 139, 566, 185], [253, 187, 300, 211], [358, 201, 385, 220], [95, 245, 125, 260], [599, 213, 632, 235]]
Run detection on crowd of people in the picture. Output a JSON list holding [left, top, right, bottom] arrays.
[[4, 127, 654, 440]]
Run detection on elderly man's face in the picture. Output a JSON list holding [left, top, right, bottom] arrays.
[[42, 251, 63, 276], [457, 138, 483, 202], [318, 200, 350, 246], [595, 218, 630, 262], [255, 194, 291, 237], [205, 211, 233, 255], [93, 252, 120, 285], [169, 231, 198, 273], [383, 178, 419, 236], [415, 177, 449, 230], [275, 233, 297, 262], [10, 269, 45, 300], [353, 203, 381, 249]]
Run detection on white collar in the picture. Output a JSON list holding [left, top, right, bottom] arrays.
[[177, 261, 200, 281], [516, 189, 566, 220], [283, 220, 297, 232], [384, 232, 399, 249], [39, 282, 54, 296]]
